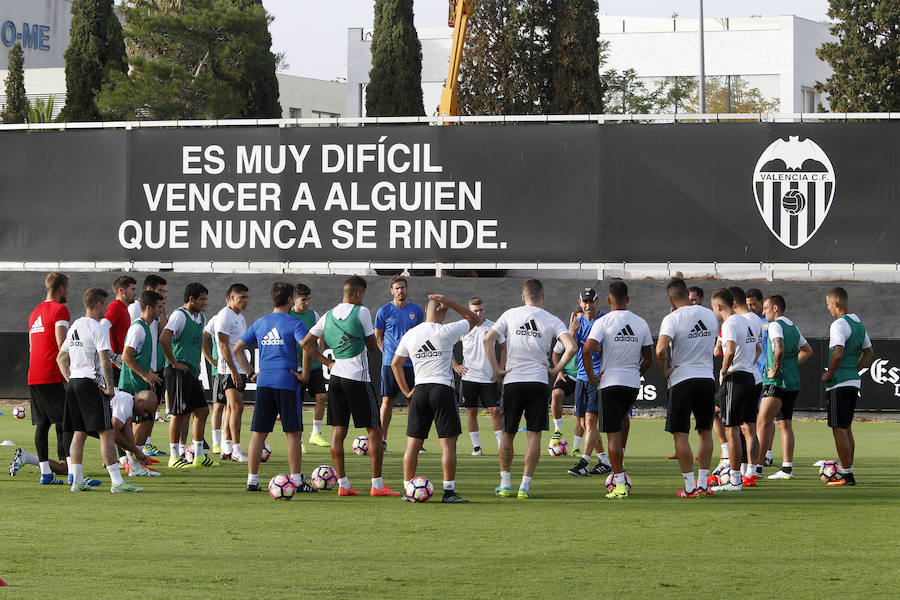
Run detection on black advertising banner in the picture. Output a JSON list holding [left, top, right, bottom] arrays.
[[1, 122, 899, 262]]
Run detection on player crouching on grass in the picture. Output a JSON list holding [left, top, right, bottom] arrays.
[[392, 294, 482, 503], [232, 282, 317, 494], [110, 390, 159, 480]]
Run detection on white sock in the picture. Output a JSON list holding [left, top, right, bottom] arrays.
[[469, 431, 481, 448], [212, 429, 222, 447], [730, 469, 742, 487], [126, 452, 141, 472], [614, 472, 626, 486], [223, 440, 233, 454], [720, 442, 729, 459], [338, 476, 351, 490], [233, 443, 243, 457], [107, 463, 124, 486], [765, 449, 773, 460], [783, 461, 793, 468], [841, 465, 854, 474], [443, 480, 454, 491], [494, 430, 502, 447], [23, 450, 40, 466], [747, 464, 757, 476], [553, 418, 563, 431], [145, 436, 152, 446], [178, 443, 186, 456], [740, 463, 748, 476], [193, 440, 204, 458], [169, 443, 179, 456], [39, 461, 51, 476], [682, 471, 696, 491], [371, 476, 384, 490], [581, 453, 591, 462], [500, 471, 511, 488], [290, 473, 303, 487], [247, 473, 258, 486], [573, 435, 583, 449], [520, 475, 532, 491], [698, 468, 710, 489], [312, 420, 323, 435], [72, 463, 84, 485], [599, 451, 610, 466]]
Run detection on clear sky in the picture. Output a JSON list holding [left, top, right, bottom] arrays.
[[262, 0, 832, 81]]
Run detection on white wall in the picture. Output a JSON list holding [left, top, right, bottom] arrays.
[[0, 0, 72, 70], [276, 74, 345, 119]]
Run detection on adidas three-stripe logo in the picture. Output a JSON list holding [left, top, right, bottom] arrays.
[[29, 316, 44, 335], [688, 320, 711, 338], [516, 319, 542, 338], [613, 324, 639, 342], [261, 327, 284, 346], [70, 329, 84, 346], [415, 340, 441, 358]]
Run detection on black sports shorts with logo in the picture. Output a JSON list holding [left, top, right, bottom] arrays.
[[407, 383, 462, 439], [164, 367, 207, 415], [826, 386, 858, 429], [501, 382, 549, 433], [29, 383, 66, 427], [327, 374, 380, 429], [301, 368, 327, 398], [212, 373, 227, 404], [63, 378, 113, 434], [460, 381, 500, 409], [762, 384, 799, 421], [721, 371, 757, 427], [599, 386, 639, 433], [552, 375, 576, 397], [665, 378, 715, 434]]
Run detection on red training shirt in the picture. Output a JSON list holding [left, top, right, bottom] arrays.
[[104, 299, 131, 355], [28, 301, 70, 385]]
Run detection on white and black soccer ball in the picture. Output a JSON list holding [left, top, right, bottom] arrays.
[[13, 405, 26, 419], [781, 189, 806, 215]]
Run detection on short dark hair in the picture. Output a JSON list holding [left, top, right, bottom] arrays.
[[113, 275, 137, 293], [469, 297, 483, 306], [270, 282, 295, 307], [139, 290, 164, 309], [390, 275, 407, 287], [746, 288, 763, 302], [726, 286, 746, 306], [143, 274, 167, 290], [766, 294, 786, 312], [688, 286, 704, 299], [522, 278, 543, 301], [45, 272, 69, 294], [183, 283, 208, 304], [227, 283, 249, 297], [83, 287, 108, 309], [608, 280, 628, 302], [712, 288, 734, 307], [344, 276, 367, 295], [295, 283, 311, 297], [827, 286, 848, 303], [666, 278, 688, 301]]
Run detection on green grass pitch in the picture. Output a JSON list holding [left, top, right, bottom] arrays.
[[1, 406, 899, 599]]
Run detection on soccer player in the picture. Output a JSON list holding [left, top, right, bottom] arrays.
[[821, 287, 873, 486], [300, 276, 400, 497], [550, 308, 581, 452], [375, 276, 424, 449], [757, 295, 813, 480], [102, 275, 138, 376], [232, 282, 316, 493], [727, 286, 764, 483], [583, 281, 653, 499], [203, 312, 231, 457], [688, 286, 704, 306], [484, 278, 576, 499], [57, 287, 142, 493], [746, 287, 773, 468], [566, 288, 611, 477], [452, 297, 505, 455], [290, 283, 330, 449], [160, 283, 217, 468], [213, 284, 251, 462], [393, 294, 481, 503], [119, 290, 165, 477], [14, 272, 72, 484], [109, 390, 158, 478], [655, 278, 717, 497]]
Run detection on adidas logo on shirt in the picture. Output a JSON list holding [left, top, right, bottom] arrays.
[[745, 327, 756, 344], [29, 316, 45, 335], [70, 329, 84, 347], [515, 319, 542, 338], [415, 340, 442, 359], [614, 324, 639, 342], [688, 321, 711, 339], [261, 327, 284, 346]]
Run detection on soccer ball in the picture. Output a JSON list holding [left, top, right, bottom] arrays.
[[404, 476, 434, 502], [352, 436, 369, 456], [709, 463, 729, 486], [781, 189, 806, 215], [311, 465, 337, 490], [717, 468, 733, 487], [13, 406, 26, 419], [547, 438, 569, 457], [819, 460, 843, 484], [260, 443, 271, 462], [268, 474, 297, 500], [183, 446, 195, 462], [605, 473, 632, 493]]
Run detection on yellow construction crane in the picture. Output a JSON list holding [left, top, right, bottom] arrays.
[[439, 0, 471, 121]]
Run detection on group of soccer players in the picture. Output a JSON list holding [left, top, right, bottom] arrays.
[[11, 271, 872, 501]]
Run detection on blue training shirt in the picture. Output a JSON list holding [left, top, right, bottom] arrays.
[[576, 313, 605, 382], [240, 312, 308, 391], [375, 301, 424, 366], [755, 313, 768, 378]]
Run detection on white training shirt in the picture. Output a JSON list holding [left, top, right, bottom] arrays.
[[459, 320, 505, 384], [491, 305, 568, 385], [61, 316, 111, 384], [720, 313, 759, 376], [214, 306, 250, 375], [310, 303, 375, 382], [110, 390, 134, 424], [128, 303, 162, 371], [768, 317, 809, 347], [587, 310, 653, 389], [395, 320, 471, 388], [658, 304, 717, 387], [828, 314, 872, 390], [123, 318, 160, 371], [164, 308, 204, 339]]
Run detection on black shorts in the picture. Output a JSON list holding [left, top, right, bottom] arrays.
[[381, 365, 414, 399], [574, 380, 599, 417], [327, 374, 380, 429], [407, 383, 462, 439], [501, 382, 549, 433], [721, 371, 758, 427], [599, 386, 638, 433], [301, 368, 327, 398], [29, 383, 66, 426], [63, 378, 113, 434], [252, 386, 302, 433], [212, 374, 227, 404], [827, 386, 858, 429], [223, 373, 250, 395], [131, 375, 165, 423], [762, 385, 799, 421], [552, 375, 576, 396], [164, 367, 207, 415], [460, 381, 500, 409], [665, 378, 715, 434]]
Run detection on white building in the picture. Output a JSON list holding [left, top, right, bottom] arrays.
[[347, 15, 834, 117]]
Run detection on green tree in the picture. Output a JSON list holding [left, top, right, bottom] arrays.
[[815, 0, 900, 111], [28, 95, 57, 123], [600, 69, 668, 114], [550, 0, 602, 113], [59, 0, 126, 122], [366, 0, 424, 117], [1, 43, 28, 124]]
